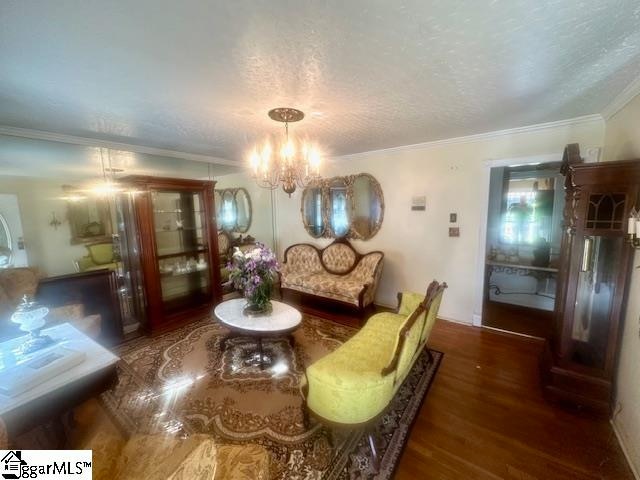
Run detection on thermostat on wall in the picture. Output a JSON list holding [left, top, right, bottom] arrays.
[[411, 196, 426, 211]]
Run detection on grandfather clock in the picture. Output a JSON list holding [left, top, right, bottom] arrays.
[[541, 144, 640, 413]]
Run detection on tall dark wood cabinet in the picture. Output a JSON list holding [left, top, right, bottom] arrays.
[[118, 176, 221, 334], [541, 148, 640, 413]]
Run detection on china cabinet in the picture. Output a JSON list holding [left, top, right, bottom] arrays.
[[118, 176, 221, 333], [541, 146, 640, 413]]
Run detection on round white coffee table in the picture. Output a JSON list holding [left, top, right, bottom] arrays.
[[213, 299, 302, 369]]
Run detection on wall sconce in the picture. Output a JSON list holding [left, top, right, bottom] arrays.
[[49, 212, 62, 230], [627, 207, 640, 249]]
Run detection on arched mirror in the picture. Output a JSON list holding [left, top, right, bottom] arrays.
[[215, 187, 252, 233], [235, 188, 252, 233], [220, 190, 237, 231], [300, 173, 384, 240], [301, 186, 326, 237], [0, 213, 13, 268], [329, 177, 350, 238], [214, 190, 223, 222], [351, 173, 384, 239]]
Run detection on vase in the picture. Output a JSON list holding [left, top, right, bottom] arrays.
[[243, 279, 273, 316]]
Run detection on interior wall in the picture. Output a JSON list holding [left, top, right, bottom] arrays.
[[214, 172, 275, 250], [0, 176, 87, 276], [603, 91, 640, 478], [274, 119, 604, 323]]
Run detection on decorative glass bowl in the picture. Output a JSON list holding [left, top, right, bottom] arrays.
[[10, 295, 55, 354]]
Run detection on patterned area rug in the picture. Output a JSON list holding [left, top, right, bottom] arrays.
[[101, 314, 442, 479]]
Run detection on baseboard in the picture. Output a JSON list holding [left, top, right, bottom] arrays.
[[481, 325, 545, 342], [373, 301, 396, 310], [374, 303, 473, 326], [611, 418, 640, 479], [438, 315, 473, 326], [122, 322, 140, 335]]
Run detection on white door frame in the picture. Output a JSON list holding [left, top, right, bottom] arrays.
[[471, 153, 563, 327]]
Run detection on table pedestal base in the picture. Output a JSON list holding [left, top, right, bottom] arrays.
[[220, 334, 295, 371]]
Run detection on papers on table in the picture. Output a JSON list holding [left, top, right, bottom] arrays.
[[0, 346, 86, 397]]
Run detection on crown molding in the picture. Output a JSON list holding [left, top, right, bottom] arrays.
[[332, 114, 603, 161], [601, 75, 640, 120], [0, 125, 239, 166]]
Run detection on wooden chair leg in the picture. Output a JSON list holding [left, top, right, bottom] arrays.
[[302, 406, 311, 430], [366, 429, 381, 473], [427, 349, 434, 365]]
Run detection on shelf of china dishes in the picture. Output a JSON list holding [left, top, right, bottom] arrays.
[[159, 259, 209, 277], [155, 226, 204, 234], [154, 209, 204, 214], [156, 247, 208, 260]]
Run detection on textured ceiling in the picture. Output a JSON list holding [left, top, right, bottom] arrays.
[[1, 0, 639, 163], [0, 135, 238, 180]]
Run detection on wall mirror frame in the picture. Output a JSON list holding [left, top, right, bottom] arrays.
[[63, 185, 113, 244], [215, 187, 252, 233], [301, 173, 384, 240], [0, 213, 13, 268]]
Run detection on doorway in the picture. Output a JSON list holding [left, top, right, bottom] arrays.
[[481, 162, 563, 338]]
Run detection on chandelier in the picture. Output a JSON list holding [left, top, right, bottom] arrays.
[[249, 107, 322, 196]]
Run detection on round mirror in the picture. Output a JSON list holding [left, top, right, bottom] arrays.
[[216, 188, 253, 233], [234, 188, 252, 233], [351, 174, 384, 239], [301, 187, 325, 237], [220, 190, 237, 231], [0, 214, 13, 268], [329, 178, 350, 238]]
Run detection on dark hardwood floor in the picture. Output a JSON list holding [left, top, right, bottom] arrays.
[[482, 300, 553, 339], [395, 319, 633, 479]]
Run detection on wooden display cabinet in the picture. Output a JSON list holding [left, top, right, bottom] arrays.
[[118, 176, 221, 333], [541, 146, 640, 413]]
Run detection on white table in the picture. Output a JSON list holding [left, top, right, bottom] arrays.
[[213, 299, 302, 369], [0, 323, 119, 437]]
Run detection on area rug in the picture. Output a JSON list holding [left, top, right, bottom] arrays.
[[101, 314, 442, 479]]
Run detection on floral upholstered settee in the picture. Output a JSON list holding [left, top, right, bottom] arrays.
[[280, 239, 384, 313]]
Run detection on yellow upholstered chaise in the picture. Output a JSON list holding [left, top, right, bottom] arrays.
[[305, 280, 446, 425]]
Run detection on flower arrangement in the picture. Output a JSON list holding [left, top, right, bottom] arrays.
[[228, 242, 279, 315]]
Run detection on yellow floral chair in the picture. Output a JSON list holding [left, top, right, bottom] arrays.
[[74, 242, 118, 272], [303, 280, 446, 468]]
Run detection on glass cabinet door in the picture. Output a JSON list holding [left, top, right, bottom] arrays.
[[569, 235, 623, 370], [152, 190, 211, 313]]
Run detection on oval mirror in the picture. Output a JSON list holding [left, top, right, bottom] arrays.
[[0, 213, 13, 268], [329, 178, 350, 238], [351, 174, 384, 239], [302, 186, 325, 237], [220, 190, 237, 231], [234, 188, 252, 233], [214, 190, 223, 223]]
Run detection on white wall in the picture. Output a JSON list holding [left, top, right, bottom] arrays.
[[274, 118, 604, 323], [603, 92, 640, 478], [214, 172, 275, 250], [0, 176, 88, 276]]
